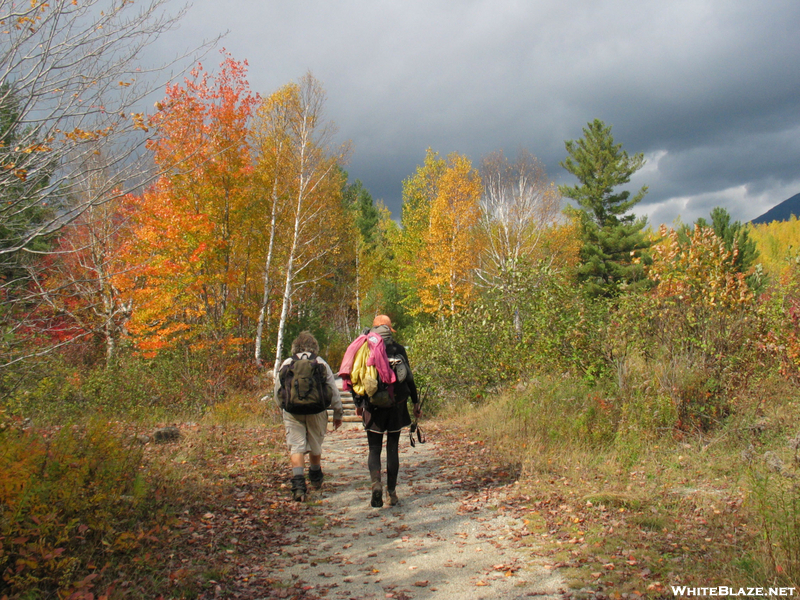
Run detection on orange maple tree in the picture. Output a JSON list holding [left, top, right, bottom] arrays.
[[122, 53, 258, 355]]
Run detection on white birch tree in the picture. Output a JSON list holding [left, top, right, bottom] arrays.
[[271, 73, 350, 376], [250, 83, 298, 365], [478, 150, 562, 334], [0, 0, 203, 255]]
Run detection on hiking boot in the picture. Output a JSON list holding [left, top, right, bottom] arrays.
[[370, 481, 383, 508], [291, 475, 307, 502], [308, 468, 324, 490], [387, 489, 401, 506]]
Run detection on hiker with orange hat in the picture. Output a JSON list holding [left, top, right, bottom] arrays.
[[353, 314, 421, 507]]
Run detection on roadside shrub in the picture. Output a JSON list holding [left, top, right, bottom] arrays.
[[523, 280, 609, 382], [0, 419, 152, 597], [1, 347, 254, 423], [202, 392, 271, 425], [410, 302, 520, 410], [410, 264, 609, 412], [604, 224, 768, 431], [760, 257, 800, 383], [1, 356, 84, 422], [465, 375, 619, 465]]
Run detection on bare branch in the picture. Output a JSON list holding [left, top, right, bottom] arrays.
[[0, 0, 219, 256]]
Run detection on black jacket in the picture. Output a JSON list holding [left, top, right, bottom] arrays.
[[353, 329, 419, 433]]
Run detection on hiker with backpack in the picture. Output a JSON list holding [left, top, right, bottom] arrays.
[[342, 315, 421, 508], [274, 331, 343, 502]]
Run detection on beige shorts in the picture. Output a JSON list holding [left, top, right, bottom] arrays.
[[282, 410, 328, 455]]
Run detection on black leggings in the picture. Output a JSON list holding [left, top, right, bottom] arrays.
[[367, 430, 401, 491]]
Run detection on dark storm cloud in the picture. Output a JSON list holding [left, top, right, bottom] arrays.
[[158, 0, 800, 226]]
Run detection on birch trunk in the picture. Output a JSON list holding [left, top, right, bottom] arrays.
[[264, 74, 349, 377], [355, 238, 361, 328], [254, 178, 282, 364], [252, 85, 297, 366], [273, 162, 306, 378], [273, 93, 312, 378]]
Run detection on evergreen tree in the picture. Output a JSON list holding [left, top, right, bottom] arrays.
[[340, 173, 407, 329], [342, 176, 381, 245], [0, 83, 55, 279], [559, 119, 650, 296]]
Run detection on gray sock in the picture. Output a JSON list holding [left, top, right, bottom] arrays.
[[292, 467, 304, 477], [309, 464, 321, 473]]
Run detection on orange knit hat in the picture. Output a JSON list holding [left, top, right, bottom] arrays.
[[372, 314, 396, 332]]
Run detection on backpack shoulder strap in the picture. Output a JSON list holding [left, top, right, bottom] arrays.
[[278, 357, 293, 379]]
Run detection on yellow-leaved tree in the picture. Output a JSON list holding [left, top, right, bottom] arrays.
[[630, 223, 756, 429], [397, 150, 482, 318], [262, 74, 351, 375], [249, 82, 299, 364], [748, 216, 800, 279]]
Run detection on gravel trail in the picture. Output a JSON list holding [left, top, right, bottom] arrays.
[[267, 425, 564, 600]]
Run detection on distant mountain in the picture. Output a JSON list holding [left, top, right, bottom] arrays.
[[750, 192, 800, 224]]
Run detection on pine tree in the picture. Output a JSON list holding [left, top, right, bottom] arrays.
[[559, 119, 650, 296], [711, 208, 758, 275], [343, 176, 381, 245], [0, 83, 55, 272], [340, 174, 382, 328]]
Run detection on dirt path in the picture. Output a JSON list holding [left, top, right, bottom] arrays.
[[264, 425, 564, 600]]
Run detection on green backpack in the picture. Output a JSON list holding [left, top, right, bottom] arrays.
[[368, 352, 411, 409], [278, 353, 332, 415]]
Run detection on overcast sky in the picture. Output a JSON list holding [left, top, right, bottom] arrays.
[[156, 0, 800, 227]]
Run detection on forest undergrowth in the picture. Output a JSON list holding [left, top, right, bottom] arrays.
[[4, 366, 800, 599], [0, 395, 297, 599]]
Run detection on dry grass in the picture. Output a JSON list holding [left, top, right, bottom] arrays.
[[447, 375, 800, 597]]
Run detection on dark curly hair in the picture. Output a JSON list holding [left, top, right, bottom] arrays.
[[291, 331, 319, 355]]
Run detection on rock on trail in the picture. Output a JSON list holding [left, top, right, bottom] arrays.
[[266, 426, 564, 599]]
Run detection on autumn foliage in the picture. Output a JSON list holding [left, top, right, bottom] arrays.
[[122, 55, 258, 356], [396, 150, 483, 317], [1, 43, 800, 600], [0, 420, 149, 597], [647, 224, 753, 308], [2, 47, 797, 415], [3, 9, 800, 598]]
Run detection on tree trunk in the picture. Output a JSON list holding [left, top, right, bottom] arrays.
[[273, 109, 310, 378], [255, 181, 281, 365], [273, 187, 303, 378], [355, 237, 361, 329]]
